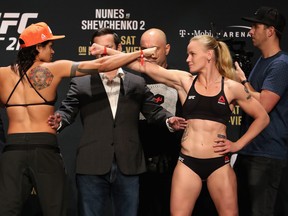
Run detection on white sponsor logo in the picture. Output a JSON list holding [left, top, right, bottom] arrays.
[[0, 12, 38, 51], [178, 25, 251, 39]]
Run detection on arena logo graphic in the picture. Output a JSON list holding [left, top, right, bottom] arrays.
[[178, 25, 251, 39], [178, 25, 254, 74], [0, 12, 38, 51]]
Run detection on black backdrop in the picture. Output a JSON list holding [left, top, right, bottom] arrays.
[[1, 0, 287, 215]]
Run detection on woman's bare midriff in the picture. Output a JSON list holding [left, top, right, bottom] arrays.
[[181, 119, 226, 158]]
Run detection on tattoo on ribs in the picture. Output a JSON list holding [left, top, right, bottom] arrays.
[[181, 127, 188, 142]]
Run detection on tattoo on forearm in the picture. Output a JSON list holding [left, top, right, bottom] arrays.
[[244, 86, 249, 93], [244, 86, 252, 100]]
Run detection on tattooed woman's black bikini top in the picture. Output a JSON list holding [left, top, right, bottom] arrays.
[[5, 69, 57, 107]]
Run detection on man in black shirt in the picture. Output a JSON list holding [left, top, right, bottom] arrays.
[[138, 28, 183, 216]]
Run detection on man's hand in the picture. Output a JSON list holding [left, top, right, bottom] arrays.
[[142, 47, 157, 58], [167, 116, 187, 131], [89, 43, 105, 56], [234, 61, 247, 83], [47, 113, 62, 130]]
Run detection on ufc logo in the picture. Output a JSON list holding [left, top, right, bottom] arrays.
[[0, 12, 38, 50], [0, 12, 38, 34]]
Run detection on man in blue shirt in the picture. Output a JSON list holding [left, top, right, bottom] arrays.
[[234, 6, 288, 216]]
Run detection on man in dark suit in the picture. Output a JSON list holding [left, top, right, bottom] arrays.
[[53, 28, 186, 216]]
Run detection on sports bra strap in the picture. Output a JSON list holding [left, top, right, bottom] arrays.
[[5, 69, 56, 107]]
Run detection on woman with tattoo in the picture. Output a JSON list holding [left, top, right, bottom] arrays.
[[0, 22, 155, 216], [95, 34, 270, 216]]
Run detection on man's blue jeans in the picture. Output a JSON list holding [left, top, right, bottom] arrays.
[[76, 160, 139, 216]]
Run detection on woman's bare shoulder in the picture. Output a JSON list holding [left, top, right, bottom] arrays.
[[0, 66, 13, 76]]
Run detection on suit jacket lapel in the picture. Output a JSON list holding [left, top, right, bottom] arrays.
[[115, 72, 128, 120]]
